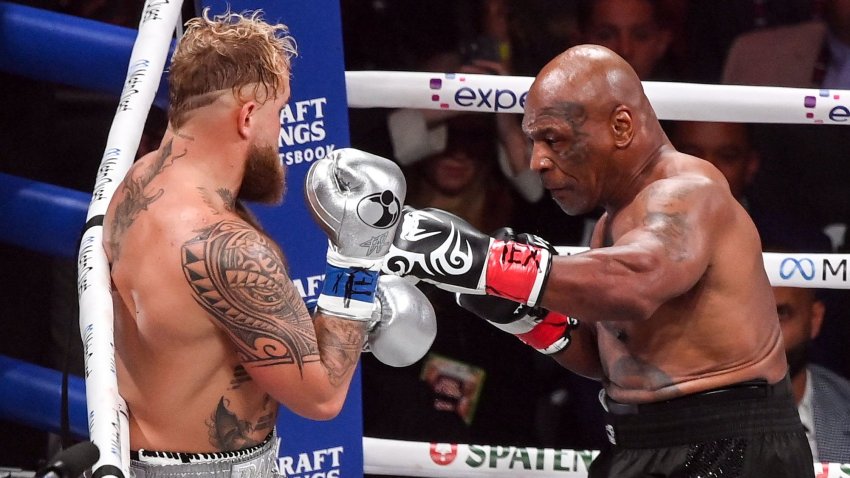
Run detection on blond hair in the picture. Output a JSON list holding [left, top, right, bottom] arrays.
[[168, 8, 297, 128]]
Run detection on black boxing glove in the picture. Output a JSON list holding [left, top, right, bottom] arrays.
[[382, 208, 552, 307]]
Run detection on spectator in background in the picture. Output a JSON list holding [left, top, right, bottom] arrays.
[[723, 0, 850, 88], [402, 114, 519, 232], [763, 236, 850, 464], [577, 0, 675, 80], [669, 121, 760, 202], [682, 0, 817, 83], [386, 1, 545, 206], [721, 0, 850, 249]]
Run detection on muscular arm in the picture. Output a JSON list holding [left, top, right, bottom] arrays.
[[549, 322, 603, 380], [181, 219, 365, 420], [541, 176, 725, 323]]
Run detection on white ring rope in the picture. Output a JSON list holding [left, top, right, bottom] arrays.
[[77, 1, 183, 476], [345, 71, 850, 125], [363, 437, 844, 478], [555, 248, 850, 289]]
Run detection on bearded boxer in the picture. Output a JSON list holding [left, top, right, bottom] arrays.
[[103, 10, 433, 478], [383, 44, 814, 477]]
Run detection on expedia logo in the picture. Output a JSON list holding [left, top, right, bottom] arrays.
[[357, 190, 401, 229], [429, 443, 458, 466]]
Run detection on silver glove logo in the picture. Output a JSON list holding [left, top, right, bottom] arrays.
[[393, 210, 474, 277], [357, 190, 402, 229]]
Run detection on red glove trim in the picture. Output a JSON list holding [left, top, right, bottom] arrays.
[[515, 310, 571, 350], [485, 240, 551, 306]]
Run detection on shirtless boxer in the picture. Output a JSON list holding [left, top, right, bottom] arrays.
[[103, 10, 418, 477], [383, 45, 814, 477]]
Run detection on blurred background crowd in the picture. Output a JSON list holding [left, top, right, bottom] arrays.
[[2, 0, 850, 472]]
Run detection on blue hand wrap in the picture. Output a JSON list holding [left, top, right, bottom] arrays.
[[317, 263, 380, 319]]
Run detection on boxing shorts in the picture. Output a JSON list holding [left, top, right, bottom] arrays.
[[590, 375, 814, 478], [129, 430, 281, 478]]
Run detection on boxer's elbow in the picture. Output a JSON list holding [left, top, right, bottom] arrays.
[[283, 393, 346, 421], [298, 398, 345, 421]]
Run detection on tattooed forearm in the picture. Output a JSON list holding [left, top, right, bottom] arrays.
[[182, 220, 320, 372], [315, 318, 368, 386]]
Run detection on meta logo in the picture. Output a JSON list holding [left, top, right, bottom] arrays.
[[779, 258, 815, 280], [803, 91, 850, 124], [778, 257, 848, 282], [428, 75, 527, 112]]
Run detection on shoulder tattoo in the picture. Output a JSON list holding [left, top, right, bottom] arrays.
[[109, 139, 187, 260], [182, 220, 320, 371]]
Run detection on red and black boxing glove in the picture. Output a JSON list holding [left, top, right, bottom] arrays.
[[381, 207, 552, 307], [455, 228, 579, 354]]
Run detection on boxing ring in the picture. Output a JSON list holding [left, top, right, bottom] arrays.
[[1, 0, 850, 476]]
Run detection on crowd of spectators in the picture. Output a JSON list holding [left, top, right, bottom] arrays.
[[2, 0, 849, 471]]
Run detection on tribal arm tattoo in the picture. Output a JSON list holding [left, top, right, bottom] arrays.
[[182, 220, 320, 372]]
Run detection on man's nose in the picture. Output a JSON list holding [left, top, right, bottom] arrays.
[[529, 146, 553, 172]]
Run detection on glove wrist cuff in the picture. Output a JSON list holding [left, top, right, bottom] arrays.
[[326, 245, 383, 271], [317, 262, 380, 319], [485, 240, 552, 306], [515, 311, 579, 354]]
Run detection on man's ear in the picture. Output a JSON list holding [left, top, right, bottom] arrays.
[[612, 105, 634, 149], [237, 101, 257, 140]]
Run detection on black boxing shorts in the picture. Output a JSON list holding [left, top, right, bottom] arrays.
[[589, 375, 814, 478]]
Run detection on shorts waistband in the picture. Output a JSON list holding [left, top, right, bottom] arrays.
[[130, 432, 280, 478], [603, 375, 792, 415], [131, 432, 275, 464], [601, 376, 803, 448]]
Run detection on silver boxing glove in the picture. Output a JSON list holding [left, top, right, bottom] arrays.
[[305, 149, 407, 320], [305, 148, 406, 262], [366, 275, 437, 367]]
